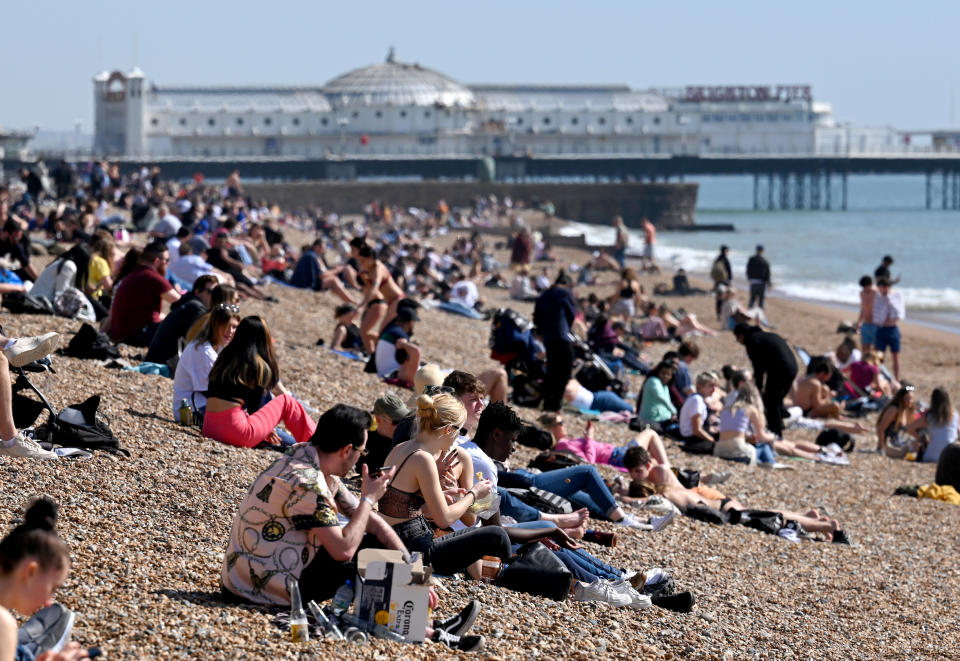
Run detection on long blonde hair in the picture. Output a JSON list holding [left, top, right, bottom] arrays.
[[730, 382, 766, 428], [416, 393, 466, 434]]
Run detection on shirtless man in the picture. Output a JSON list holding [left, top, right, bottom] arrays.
[[621, 447, 849, 542], [641, 218, 660, 274], [794, 358, 844, 419], [855, 276, 877, 351], [355, 243, 407, 351]]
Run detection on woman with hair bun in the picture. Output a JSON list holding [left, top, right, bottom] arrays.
[[0, 498, 87, 661], [380, 393, 511, 577]]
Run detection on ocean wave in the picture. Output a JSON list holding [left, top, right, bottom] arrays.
[[774, 281, 960, 312]]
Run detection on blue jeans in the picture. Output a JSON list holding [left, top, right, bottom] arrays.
[[553, 548, 622, 581], [438, 301, 485, 320], [591, 390, 634, 413], [755, 442, 776, 464], [498, 487, 543, 522], [499, 466, 618, 520]]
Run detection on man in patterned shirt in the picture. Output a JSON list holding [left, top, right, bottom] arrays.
[[221, 404, 404, 605]]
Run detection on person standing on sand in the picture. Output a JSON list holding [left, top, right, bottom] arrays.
[[746, 245, 771, 309], [534, 271, 577, 412], [873, 277, 905, 380], [641, 218, 659, 273], [711, 245, 732, 320], [613, 216, 629, 269], [733, 323, 797, 439], [874, 255, 900, 285], [855, 275, 878, 351]]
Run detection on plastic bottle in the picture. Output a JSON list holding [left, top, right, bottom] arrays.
[[286, 576, 309, 643], [178, 399, 192, 426], [331, 579, 354, 615], [307, 600, 344, 640], [339, 612, 405, 642]]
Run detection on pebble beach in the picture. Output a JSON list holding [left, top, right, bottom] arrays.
[[4, 220, 960, 661]]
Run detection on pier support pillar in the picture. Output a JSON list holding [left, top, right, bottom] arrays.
[[926, 172, 932, 210], [768, 173, 774, 210], [753, 174, 759, 210], [825, 172, 832, 210], [810, 171, 821, 210], [943, 171, 949, 209], [795, 174, 805, 210], [841, 172, 848, 211], [779, 173, 789, 210]]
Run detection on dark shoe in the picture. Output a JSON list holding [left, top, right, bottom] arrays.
[[651, 591, 696, 613], [832, 529, 851, 545], [17, 603, 75, 656], [433, 599, 481, 636], [264, 295, 279, 303], [583, 530, 618, 547], [433, 629, 485, 652]]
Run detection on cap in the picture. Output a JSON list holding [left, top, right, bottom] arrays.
[[373, 393, 410, 422], [396, 307, 420, 323]]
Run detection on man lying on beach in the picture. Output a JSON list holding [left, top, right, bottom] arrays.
[[621, 447, 851, 543]]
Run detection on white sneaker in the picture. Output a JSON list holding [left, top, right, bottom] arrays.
[[0, 432, 57, 459], [783, 406, 803, 429], [825, 442, 844, 457], [573, 580, 633, 607], [606, 581, 653, 609], [616, 513, 653, 530], [3, 333, 60, 368], [701, 471, 731, 486], [650, 510, 676, 532]]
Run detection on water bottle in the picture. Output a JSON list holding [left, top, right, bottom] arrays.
[[285, 576, 309, 643], [178, 399, 193, 426], [331, 579, 354, 615], [307, 600, 344, 640]]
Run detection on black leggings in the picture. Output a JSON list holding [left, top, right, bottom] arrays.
[[394, 516, 511, 576]]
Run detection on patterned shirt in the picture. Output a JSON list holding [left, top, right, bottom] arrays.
[[221, 444, 342, 605]]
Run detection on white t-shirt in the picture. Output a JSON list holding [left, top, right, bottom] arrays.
[[449, 280, 479, 308], [679, 393, 707, 438], [569, 383, 594, 410], [452, 437, 498, 531], [172, 341, 218, 420]]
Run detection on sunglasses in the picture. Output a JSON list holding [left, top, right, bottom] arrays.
[[216, 304, 240, 313], [423, 384, 455, 396], [903, 385, 916, 392], [353, 445, 368, 457]]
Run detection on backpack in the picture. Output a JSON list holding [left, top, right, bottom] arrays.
[[516, 424, 554, 450], [2, 292, 54, 315], [503, 487, 573, 515], [710, 259, 729, 284], [36, 394, 130, 457], [62, 323, 121, 360]]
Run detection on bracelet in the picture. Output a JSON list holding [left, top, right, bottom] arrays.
[[361, 496, 376, 508], [466, 491, 477, 504]]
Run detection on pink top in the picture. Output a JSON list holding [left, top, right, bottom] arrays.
[[850, 361, 879, 391], [555, 436, 625, 472]]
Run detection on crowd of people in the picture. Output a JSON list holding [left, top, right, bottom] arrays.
[[0, 160, 957, 658]]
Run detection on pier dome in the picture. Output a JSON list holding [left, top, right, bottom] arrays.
[[324, 48, 476, 108]]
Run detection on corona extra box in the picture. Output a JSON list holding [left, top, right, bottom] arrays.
[[354, 549, 432, 643]]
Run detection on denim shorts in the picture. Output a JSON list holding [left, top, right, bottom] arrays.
[[860, 322, 878, 346], [875, 325, 901, 353]]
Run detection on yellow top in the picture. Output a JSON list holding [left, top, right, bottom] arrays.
[[87, 255, 111, 299]]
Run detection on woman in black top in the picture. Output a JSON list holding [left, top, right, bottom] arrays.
[[202, 316, 317, 448]]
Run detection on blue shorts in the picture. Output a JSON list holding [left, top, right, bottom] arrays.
[[860, 322, 878, 347], [875, 325, 900, 353]]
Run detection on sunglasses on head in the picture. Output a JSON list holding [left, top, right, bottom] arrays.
[[216, 303, 240, 313], [423, 384, 455, 396]]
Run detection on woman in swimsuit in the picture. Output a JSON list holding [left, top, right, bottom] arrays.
[[876, 384, 917, 456], [608, 268, 644, 320], [355, 244, 407, 352], [379, 393, 510, 577]]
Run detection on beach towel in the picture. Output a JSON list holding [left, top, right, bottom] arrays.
[[330, 348, 367, 361]]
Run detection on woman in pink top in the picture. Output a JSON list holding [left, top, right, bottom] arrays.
[[540, 414, 670, 471]]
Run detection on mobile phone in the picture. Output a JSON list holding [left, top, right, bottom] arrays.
[[370, 465, 394, 479]]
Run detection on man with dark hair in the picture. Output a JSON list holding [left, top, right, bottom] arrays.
[[533, 270, 576, 411], [855, 275, 877, 351], [674, 341, 700, 399], [873, 276, 905, 380], [733, 323, 798, 438], [222, 404, 405, 605], [874, 255, 900, 285], [794, 357, 844, 419], [746, 245, 771, 309], [290, 239, 356, 303], [145, 274, 219, 364], [442, 370, 486, 432], [107, 240, 181, 346]]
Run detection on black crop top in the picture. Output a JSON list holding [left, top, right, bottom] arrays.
[[205, 380, 264, 412]]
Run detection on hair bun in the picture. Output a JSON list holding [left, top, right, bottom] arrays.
[[416, 394, 436, 414], [22, 497, 58, 532]]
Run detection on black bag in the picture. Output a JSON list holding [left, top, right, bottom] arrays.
[[504, 487, 573, 515], [63, 323, 120, 360], [510, 373, 542, 408], [815, 428, 855, 453], [674, 468, 701, 489], [2, 292, 54, 315], [496, 541, 573, 601], [528, 450, 583, 472], [38, 394, 130, 457], [685, 503, 729, 525], [516, 423, 553, 450], [730, 509, 784, 536]]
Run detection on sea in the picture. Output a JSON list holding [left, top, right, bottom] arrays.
[[558, 174, 960, 332]]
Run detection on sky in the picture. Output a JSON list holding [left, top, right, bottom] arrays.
[[2, 1, 958, 133]]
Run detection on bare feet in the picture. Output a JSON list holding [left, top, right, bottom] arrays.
[[545, 507, 590, 528]]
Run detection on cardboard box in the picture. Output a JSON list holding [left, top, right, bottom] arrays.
[[354, 549, 432, 643]]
